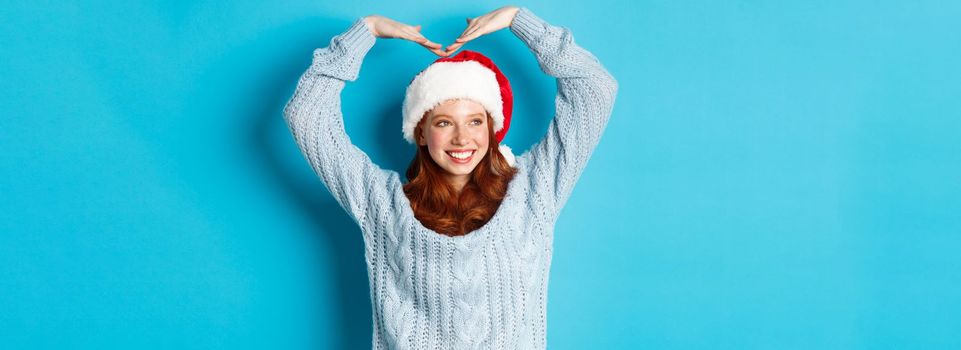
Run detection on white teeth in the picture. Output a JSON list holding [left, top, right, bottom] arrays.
[[447, 150, 473, 159]]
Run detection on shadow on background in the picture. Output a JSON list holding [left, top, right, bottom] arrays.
[[249, 17, 373, 350]]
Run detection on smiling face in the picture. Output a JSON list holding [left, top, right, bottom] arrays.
[[417, 98, 491, 190]]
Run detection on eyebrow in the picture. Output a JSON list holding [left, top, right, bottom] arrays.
[[433, 113, 486, 119]]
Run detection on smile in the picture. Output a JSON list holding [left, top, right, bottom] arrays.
[[445, 150, 475, 164]]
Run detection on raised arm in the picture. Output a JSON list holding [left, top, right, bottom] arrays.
[[282, 18, 394, 227], [510, 7, 620, 221]]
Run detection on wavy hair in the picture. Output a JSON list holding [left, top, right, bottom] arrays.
[[403, 112, 518, 237]]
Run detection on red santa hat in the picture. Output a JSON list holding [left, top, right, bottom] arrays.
[[402, 50, 515, 167]]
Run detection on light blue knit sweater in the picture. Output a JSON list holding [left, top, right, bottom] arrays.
[[283, 7, 618, 349]]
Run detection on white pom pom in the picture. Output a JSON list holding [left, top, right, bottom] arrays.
[[499, 144, 516, 167]]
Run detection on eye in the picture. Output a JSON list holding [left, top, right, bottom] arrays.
[[471, 119, 483, 125], [436, 120, 450, 127]]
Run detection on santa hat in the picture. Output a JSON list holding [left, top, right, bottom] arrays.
[[402, 50, 515, 167]]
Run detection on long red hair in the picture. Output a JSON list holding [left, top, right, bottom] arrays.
[[403, 113, 518, 236]]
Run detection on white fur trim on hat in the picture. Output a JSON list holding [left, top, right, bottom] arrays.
[[402, 61, 505, 144], [499, 144, 515, 167]]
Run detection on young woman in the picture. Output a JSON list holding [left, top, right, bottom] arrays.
[[283, 5, 617, 349]]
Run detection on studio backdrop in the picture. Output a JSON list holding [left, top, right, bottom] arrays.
[[2, 1, 959, 349]]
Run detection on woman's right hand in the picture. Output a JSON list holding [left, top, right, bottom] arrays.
[[364, 15, 448, 56]]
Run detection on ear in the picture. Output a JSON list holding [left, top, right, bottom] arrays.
[[415, 117, 429, 146], [415, 129, 427, 146]]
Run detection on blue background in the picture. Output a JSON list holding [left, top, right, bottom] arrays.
[[2, 1, 959, 349]]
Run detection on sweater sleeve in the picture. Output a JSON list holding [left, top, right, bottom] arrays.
[[510, 7, 619, 221], [282, 18, 394, 227]]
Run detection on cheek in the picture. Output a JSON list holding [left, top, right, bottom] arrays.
[[423, 129, 448, 152], [425, 131, 446, 147], [473, 129, 490, 145]]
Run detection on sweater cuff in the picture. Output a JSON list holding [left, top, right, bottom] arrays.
[[509, 7, 548, 51], [309, 17, 377, 82]]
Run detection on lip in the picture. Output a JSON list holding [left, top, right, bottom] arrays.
[[445, 150, 476, 164]]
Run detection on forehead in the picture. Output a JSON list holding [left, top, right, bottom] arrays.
[[430, 99, 487, 118]]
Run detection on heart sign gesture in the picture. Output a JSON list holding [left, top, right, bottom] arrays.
[[364, 6, 521, 57]]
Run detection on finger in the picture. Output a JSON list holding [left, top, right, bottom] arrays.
[[404, 24, 444, 48], [426, 45, 448, 56], [456, 24, 485, 43], [445, 41, 464, 52], [412, 35, 442, 48], [400, 28, 433, 46], [444, 42, 465, 56], [455, 23, 477, 42], [405, 30, 439, 47], [406, 34, 445, 53], [462, 24, 483, 41], [410, 31, 442, 48], [419, 39, 442, 49]]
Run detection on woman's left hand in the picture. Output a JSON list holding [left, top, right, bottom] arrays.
[[443, 6, 520, 56]]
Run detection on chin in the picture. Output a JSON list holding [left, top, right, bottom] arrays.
[[443, 164, 477, 175]]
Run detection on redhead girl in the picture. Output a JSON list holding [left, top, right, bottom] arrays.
[[284, 5, 617, 349]]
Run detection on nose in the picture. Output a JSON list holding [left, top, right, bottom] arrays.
[[452, 126, 468, 145]]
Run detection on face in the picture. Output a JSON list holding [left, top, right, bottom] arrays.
[[417, 99, 490, 187]]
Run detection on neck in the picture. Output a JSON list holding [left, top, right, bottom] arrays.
[[445, 174, 469, 194]]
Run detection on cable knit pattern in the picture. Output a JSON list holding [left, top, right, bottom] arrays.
[[282, 7, 618, 349]]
